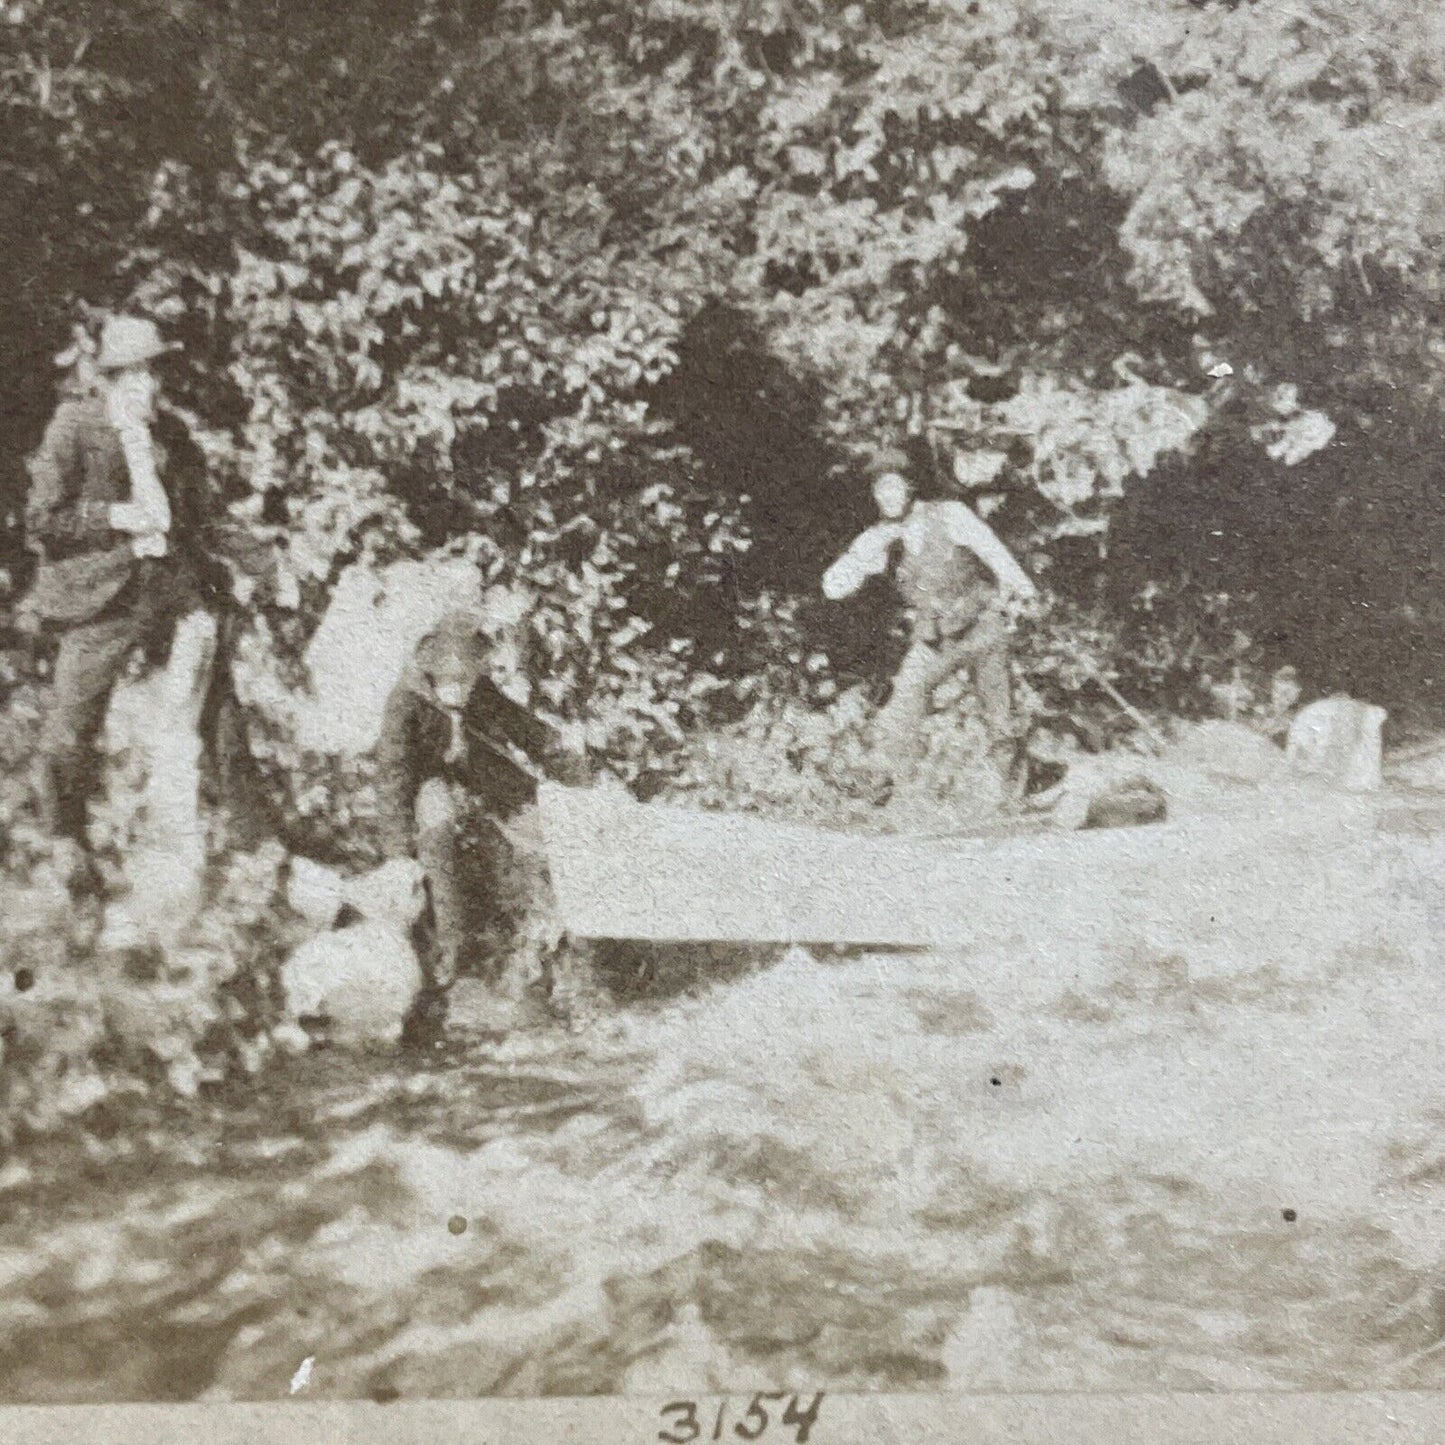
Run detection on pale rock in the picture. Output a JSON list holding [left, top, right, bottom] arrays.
[[285, 856, 350, 928], [100, 609, 218, 954], [52, 1070, 111, 1118], [1285, 697, 1386, 792], [1168, 719, 1286, 785], [1042, 723, 1288, 828], [1031, 748, 1163, 831], [279, 858, 428, 1047]]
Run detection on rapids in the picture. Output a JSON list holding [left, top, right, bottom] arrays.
[[2, 790, 1445, 1401]]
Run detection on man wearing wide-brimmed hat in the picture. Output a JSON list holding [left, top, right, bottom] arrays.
[[24, 315, 192, 847]]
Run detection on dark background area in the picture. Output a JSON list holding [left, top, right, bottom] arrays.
[[4, 0, 1442, 728]]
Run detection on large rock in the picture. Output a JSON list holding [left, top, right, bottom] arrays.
[[278, 857, 427, 1047], [1118, 720, 1287, 816], [1285, 697, 1386, 792], [100, 608, 218, 953], [1039, 751, 1167, 831], [1081, 775, 1168, 830], [294, 557, 487, 756]]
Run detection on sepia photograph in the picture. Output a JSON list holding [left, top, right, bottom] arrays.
[[2, 0, 1445, 1437]]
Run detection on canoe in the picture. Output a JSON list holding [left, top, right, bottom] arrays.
[[536, 782, 1381, 948]]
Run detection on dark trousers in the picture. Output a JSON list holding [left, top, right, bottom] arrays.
[[414, 779, 552, 985], [37, 583, 161, 844]]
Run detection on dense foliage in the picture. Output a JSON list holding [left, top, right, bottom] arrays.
[[7, 0, 1445, 715], [2, 0, 1443, 1126]]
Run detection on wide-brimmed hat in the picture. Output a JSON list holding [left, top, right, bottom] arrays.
[[95, 316, 180, 372]]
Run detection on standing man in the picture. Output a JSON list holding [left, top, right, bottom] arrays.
[[822, 449, 1038, 789], [24, 315, 189, 849], [375, 603, 589, 989]]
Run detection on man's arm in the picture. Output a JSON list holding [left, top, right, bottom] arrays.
[[821, 522, 899, 600], [155, 411, 209, 547], [481, 682, 588, 784], [155, 412, 230, 602], [110, 420, 171, 539], [939, 502, 1037, 599]]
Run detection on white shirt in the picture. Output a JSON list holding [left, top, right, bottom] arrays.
[[822, 500, 1036, 602], [105, 385, 171, 557]]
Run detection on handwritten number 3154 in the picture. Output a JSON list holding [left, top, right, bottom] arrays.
[[658, 1393, 823, 1444]]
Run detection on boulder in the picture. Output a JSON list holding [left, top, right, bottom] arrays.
[[1285, 697, 1386, 792], [279, 857, 428, 1047], [1389, 739, 1445, 792], [285, 855, 350, 928], [1081, 775, 1168, 831], [1026, 748, 1163, 831], [99, 608, 218, 954]]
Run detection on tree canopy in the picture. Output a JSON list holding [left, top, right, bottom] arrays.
[[5, 0, 1444, 742]]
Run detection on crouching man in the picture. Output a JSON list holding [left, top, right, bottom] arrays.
[[375, 604, 589, 992]]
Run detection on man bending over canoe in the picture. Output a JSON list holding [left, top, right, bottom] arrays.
[[375, 601, 588, 991]]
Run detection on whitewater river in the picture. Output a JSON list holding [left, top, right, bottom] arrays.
[[2, 791, 1445, 1402]]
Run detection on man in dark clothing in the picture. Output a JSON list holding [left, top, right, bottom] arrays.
[[24, 316, 211, 847], [376, 606, 588, 984]]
